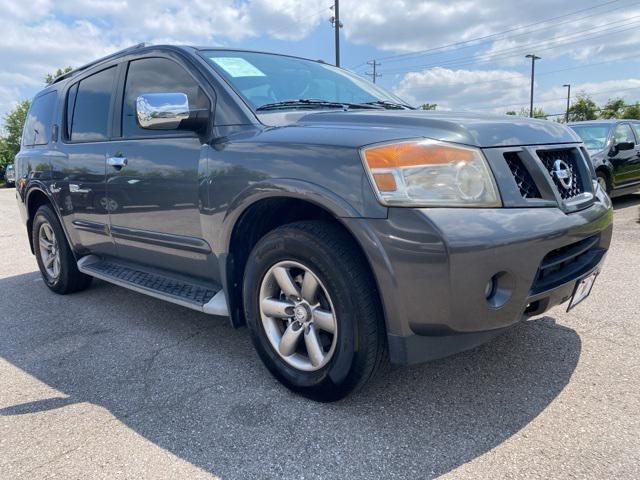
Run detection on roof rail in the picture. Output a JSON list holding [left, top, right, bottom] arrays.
[[51, 43, 149, 84]]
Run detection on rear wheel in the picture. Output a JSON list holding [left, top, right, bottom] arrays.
[[33, 205, 92, 294], [243, 220, 386, 401]]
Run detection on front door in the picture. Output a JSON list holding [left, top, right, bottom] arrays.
[[106, 56, 213, 280]]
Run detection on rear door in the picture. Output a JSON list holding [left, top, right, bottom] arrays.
[[63, 65, 119, 256], [106, 55, 213, 280]]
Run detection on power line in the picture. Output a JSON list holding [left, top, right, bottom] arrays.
[[349, 0, 622, 68], [376, 53, 640, 89], [372, 15, 640, 74], [382, 0, 632, 65]]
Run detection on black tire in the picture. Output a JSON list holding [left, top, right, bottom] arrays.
[[32, 204, 92, 294], [243, 220, 386, 401], [597, 170, 611, 195]]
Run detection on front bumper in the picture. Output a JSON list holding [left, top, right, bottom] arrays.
[[344, 192, 613, 365]]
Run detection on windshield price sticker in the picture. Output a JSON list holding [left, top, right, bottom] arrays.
[[209, 57, 266, 77]]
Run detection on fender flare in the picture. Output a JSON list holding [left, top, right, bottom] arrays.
[[219, 178, 362, 255], [216, 178, 373, 328], [24, 184, 75, 256]]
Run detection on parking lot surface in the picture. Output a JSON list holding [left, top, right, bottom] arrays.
[[1, 188, 639, 479]]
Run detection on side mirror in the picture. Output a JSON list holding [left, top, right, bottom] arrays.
[[615, 140, 634, 151], [136, 92, 208, 131]]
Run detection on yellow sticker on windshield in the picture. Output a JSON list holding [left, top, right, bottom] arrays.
[[210, 57, 266, 77]]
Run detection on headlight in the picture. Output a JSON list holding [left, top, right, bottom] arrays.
[[361, 139, 501, 207]]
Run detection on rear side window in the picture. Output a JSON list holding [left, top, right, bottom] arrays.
[[23, 91, 56, 146], [122, 57, 209, 138], [70, 67, 116, 142]]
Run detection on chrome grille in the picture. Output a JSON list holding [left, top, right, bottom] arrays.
[[536, 148, 584, 200]]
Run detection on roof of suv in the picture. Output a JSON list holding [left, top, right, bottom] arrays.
[[49, 43, 324, 87]]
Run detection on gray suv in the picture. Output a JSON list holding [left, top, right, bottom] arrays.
[[15, 44, 612, 400]]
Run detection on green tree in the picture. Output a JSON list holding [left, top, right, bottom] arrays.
[[0, 99, 30, 167], [45, 66, 73, 84], [505, 110, 517, 115], [568, 93, 598, 121], [600, 97, 625, 119], [515, 106, 546, 118], [621, 103, 640, 119], [420, 103, 437, 110], [0, 66, 73, 168]]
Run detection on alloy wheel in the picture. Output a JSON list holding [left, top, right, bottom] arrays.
[[38, 222, 60, 281], [258, 260, 338, 372]]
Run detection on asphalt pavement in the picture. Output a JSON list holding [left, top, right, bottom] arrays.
[[1, 188, 639, 479]]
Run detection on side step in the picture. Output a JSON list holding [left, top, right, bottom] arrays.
[[77, 256, 229, 316]]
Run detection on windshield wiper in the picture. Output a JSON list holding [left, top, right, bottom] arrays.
[[360, 100, 415, 110], [256, 99, 384, 111]]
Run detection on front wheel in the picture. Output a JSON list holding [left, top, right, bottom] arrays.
[[597, 171, 611, 195], [243, 220, 386, 401]]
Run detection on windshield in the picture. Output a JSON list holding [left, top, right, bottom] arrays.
[[6, 165, 13, 171], [570, 125, 610, 151], [201, 50, 410, 110]]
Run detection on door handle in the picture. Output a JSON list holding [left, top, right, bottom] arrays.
[[107, 156, 128, 170]]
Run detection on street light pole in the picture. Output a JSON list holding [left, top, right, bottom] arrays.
[[525, 54, 541, 118], [563, 84, 571, 123]]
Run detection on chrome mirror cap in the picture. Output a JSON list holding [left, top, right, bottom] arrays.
[[136, 92, 190, 129]]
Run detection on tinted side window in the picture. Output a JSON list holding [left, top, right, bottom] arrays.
[[122, 57, 209, 137], [23, 91, 56, 146], [613, 124, 635, 144], [65, 83, 78, 140], [631, 123, 640, 141], [71, 67, 116, 142]]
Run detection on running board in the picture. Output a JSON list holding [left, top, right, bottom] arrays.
[[77, 255, 229, 317]]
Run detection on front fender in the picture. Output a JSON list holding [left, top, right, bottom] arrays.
[[218, 178, 377, 254]]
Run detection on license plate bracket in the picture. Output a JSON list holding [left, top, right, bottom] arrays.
[[567, 270, 599, 312]]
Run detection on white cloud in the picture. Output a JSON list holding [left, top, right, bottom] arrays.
[[1, 0, 640, 120], [342, 0, 640, 69], [392, 66, 640, 116], [0, 0, 330, 117], [393, 67, 530, 110]]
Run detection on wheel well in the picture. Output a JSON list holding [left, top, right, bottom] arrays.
[[596, 166, 610, 178], [226, 197, 376, 328], [596, 166, 611, 188], [26, 190, 52, 253]]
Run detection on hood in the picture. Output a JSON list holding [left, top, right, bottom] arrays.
[[258, 110, 582, 148]]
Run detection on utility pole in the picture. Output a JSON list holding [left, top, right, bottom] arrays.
[[330, 1, 343, 67], [563, 84, 571, 123], [525, 54, 541, 118], [366, 60, 381, 83]]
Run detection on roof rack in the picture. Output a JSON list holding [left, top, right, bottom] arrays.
[[51, 43, 149, 84]]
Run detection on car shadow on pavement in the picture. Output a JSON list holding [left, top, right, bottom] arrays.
[[0, 272, 581, 479]]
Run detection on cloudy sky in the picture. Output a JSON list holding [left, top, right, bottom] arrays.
[[2, 0, 640, 121]]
